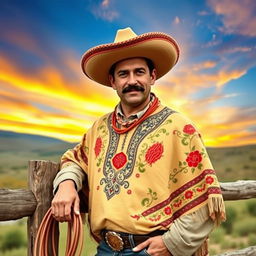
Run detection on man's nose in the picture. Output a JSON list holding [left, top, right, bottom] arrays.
[[127, 74, 137, 85]]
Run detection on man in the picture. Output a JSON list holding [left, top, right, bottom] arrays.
[[52, 27, 225, 256]]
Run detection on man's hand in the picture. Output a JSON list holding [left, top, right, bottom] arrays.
[[51, 180, 80, 222], [133, 235, 172, 256]]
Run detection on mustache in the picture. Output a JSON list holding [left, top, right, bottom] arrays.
[[122, 85, 145, 94]]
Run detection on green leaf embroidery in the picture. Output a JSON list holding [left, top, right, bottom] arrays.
[[141, 188, 158, 207], [142, 198, 150, 207]]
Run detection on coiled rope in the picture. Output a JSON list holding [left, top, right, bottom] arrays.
[[34, 208, 84, 256]]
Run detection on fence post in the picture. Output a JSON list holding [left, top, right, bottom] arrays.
[[27, 160, 60, 256]]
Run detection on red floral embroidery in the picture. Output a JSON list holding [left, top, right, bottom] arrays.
[[173, 200, 182, 208], [131, 214, 140, 220], [127, 189, 132, 195], [164, 206, 172, 215], [136, 173, 140, 178], [94, 137, 102, 157], [183, 124, 196, 135], [185, 190, 193, 199], [197, 184, 206, 192], [145, 143, 164, 165], [112, 152, 127, 169], [206, 176, 214, 185], [186, 150, 202, 167], [149, 215, 161, 222]]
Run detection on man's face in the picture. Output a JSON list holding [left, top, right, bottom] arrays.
[[109, 58, 156, 109]]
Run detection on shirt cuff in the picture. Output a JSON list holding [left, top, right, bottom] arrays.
[[162, 205, 214, 256], [53, 163, 85, 194]]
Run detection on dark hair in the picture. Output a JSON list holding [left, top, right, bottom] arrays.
[[109, 57, 155, 78]]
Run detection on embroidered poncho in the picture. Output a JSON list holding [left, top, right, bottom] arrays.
[[61, 104, 225, 248]]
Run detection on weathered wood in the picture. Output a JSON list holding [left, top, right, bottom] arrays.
[[221, 180, 256, 201], [217, 246, 256, 256], [27, 160, 60, 256], [0, 189, 36, 221]]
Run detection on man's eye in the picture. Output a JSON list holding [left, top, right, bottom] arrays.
[[118, 72, 127, 77], [137, 69, 145, 74]]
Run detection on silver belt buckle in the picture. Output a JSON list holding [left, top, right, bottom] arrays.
[[105, 231, 124, 251]]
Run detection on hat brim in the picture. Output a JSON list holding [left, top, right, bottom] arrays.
[[81, 32, 179, 87]]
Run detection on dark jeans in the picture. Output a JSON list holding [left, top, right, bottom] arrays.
[[95, 240, 150, 256]]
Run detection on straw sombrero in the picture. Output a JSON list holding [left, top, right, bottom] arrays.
[[81, 27, 180, 87]]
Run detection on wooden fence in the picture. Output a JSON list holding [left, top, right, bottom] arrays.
[[0, 160, 256, 256]]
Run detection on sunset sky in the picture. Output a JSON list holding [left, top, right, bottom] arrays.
[[0, 0, 256, 147]]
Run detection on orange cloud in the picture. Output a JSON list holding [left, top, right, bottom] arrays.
[[164, 63, 246, 93], [154, 68, 256, 148], [0, 50, 255, 147], [0, 119, 84, 141], [0, 54, 116, 112], [0, 53, 118, 141], [192, 61, 217, 71], [208, 0, 256, 37]]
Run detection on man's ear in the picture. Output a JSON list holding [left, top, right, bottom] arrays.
[[150, 69, 157, 85], [109, 74, 116, 90]]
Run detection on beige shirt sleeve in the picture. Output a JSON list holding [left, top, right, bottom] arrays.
[[162, 205, 214, 256], [53, 163, 85, 194]]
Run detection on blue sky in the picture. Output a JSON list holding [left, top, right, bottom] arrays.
[[0, 0, 256, 146]]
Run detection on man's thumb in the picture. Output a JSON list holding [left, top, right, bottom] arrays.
[[133, 239, 150, 252], [74, 196, 80, 215]]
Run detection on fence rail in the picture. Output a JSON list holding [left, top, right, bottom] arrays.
[[0, 160, 256, 255], [217, 246, 256, 256]]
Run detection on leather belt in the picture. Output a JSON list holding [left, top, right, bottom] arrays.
[[102, 230, 165, 252]]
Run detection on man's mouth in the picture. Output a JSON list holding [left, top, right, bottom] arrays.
[[122, 85, 145, 94]]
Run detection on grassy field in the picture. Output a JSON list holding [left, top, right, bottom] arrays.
[[209, 199, 256, 255], [207, 144, 256, 182], [1, 143, 256, 188], [0, 218, 97, 256], [0, 131, 256, 255], [0, 131, 255, 188]]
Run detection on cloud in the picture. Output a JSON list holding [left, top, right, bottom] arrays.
[[191, 61, 217, 71], [208, 0, 256, 37], [1, 49, 254, 146], [155, 82, 256, 147], [90, 0, 119, 22], [0, 52, 116, 107], [0, 25, 254, 147], [226, 47, 252, 54], [1, 29, 47, 61], [101, 0, 110, 7], [198, 11, 210, 16], [152, 54, 256, 147], [200, 106, 256, 146], [165, 64, 246, 91], [0, 52, 118, 142], [154, 58, 247, 121], [218, 46, 253, 55], [203, 34, 222, 48], [173, 16, 181, 25]]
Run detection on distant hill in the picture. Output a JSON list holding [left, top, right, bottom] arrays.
[[0, 130, 76, 152], [0, 130, 77, 188], [0, 130, 255, 188]]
